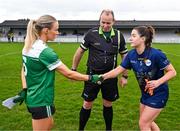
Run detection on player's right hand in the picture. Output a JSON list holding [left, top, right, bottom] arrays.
[[144, 79, 154, 96]]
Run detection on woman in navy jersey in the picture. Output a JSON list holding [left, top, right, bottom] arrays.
[[100, 26, 176, 131]]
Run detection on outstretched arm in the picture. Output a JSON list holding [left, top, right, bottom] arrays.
[[56, 63, 89, 81], [102, 66, 126, 80], [56, 63, 101, 83]]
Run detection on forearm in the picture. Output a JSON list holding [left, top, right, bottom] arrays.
[[66, 70, 89, 81], [121, 70, 128, 77], [103, 66, 125, 80], [157, 65, 176, 85], [120, 53, 128, 77], [72, 47, 84, 70], [21, 67, 27, 89], [56, 63, 89, 81]]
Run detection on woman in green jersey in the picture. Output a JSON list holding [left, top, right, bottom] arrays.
[[14, 15, 100, 130]]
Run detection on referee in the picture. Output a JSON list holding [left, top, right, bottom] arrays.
[[72, 9, 128, 130]]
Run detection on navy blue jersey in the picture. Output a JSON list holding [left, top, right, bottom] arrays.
[[121, 47, 170, 97]]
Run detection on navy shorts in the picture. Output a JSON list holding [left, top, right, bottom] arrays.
[[82, 68, 119, 102], [140, 88, 169, 109], [27, 105, 55, 119]]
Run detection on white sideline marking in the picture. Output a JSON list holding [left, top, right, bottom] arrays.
[[164, 52, 180, 57], [0, 52, 20, 58]]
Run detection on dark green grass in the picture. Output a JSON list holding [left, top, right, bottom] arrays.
[[0, 42, 180, 130]]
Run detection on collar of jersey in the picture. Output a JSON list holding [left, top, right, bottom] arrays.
[[98, 26, 115, 39]]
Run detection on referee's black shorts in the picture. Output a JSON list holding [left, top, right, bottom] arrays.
[[81, 68, 119, 102]]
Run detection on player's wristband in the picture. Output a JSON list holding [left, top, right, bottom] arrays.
[[122, 75, 128, 79], [71, 68, 77, 71], [88, 75, 92, 81]]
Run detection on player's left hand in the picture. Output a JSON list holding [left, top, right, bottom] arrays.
[[13, 88, 27, 105], [145, 80, 160, 89]]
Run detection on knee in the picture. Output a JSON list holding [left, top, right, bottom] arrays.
[[103, 99, 112, 107], [139, 119, 144, 130], [83, 101, 93, 109], [139, 118, 150, 131]]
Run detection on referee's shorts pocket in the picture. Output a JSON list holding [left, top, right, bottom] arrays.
[[27, 105, 55, 119]]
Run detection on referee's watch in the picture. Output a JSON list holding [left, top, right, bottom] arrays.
[[71, 68, 77, 71], [122, 75, 128, 79]]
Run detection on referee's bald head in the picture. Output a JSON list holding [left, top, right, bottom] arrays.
[[99, 9, 115, 21]]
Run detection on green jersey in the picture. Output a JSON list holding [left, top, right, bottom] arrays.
[[22, 40, 62, 107]]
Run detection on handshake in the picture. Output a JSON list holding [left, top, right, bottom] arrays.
[[88, 75, 104, 85]]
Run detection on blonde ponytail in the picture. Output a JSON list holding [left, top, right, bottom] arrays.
[[24, 20, 39, 52], [23, 15, 57, 52]]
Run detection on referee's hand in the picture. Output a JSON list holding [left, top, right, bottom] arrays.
[[119, 76, 128, 88]]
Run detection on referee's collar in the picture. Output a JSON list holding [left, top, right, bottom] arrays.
[[98, 26, 115, 37]]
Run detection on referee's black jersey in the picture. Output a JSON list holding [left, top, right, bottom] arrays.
[[80, 27, 128, 71]]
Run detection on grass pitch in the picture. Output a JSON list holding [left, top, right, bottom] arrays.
[[0, 42, 179, 130]]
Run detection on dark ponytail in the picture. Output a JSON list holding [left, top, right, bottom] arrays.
[[134, 26, 155, 48]]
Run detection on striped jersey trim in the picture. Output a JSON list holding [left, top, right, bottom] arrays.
[[48, 60, 63, 71], [46, 106, 52, 117], [160, 63, 170, 70], [120, 49, 128, 54], [80, 44, 88, 50], [118, 30, 120, 47]]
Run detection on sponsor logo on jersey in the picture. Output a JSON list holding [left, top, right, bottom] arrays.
[[130, 60, 137, 64], [145, 59, 151, 66], [94, 43, 101, 45]]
